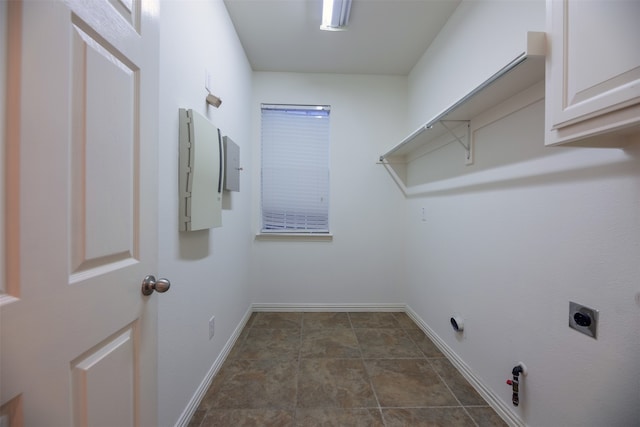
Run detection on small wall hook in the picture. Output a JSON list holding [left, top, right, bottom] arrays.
[[206, 92, 222, 108]]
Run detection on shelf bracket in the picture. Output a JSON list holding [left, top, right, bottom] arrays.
[[440, 120, 471, 163]]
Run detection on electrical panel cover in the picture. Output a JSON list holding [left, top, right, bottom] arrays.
[[178, 108, 224, 231]]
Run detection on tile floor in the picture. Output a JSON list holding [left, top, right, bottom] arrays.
[[187, 312, 508, 427]]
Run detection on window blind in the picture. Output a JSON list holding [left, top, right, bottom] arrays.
[[261, 104, 330, 233]]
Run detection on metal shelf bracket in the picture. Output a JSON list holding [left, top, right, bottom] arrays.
[[440, 120, 472, 163]]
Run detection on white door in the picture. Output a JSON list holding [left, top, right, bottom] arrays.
[[1, 0, 161, 426]]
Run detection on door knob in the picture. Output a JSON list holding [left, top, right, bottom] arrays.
[[141, 275, 171, 296]]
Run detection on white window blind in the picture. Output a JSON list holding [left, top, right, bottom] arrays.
[[261, 104, 330, 233]]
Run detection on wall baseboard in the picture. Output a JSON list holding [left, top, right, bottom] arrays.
[[174, 306, 254, 427], [405, 306, 524, 427], [252, 302, 406, 312]]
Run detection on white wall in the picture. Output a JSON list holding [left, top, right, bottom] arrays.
[[157, 1, 253, 425], [156, 1, 640, 425], [250, 73, 408, 307], [408, 0, 545, 130], [405, 1, 640, 426]]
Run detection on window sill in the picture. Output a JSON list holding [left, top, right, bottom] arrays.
[[255, 232, 333, 242]]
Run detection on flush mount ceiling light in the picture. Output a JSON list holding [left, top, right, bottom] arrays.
[[320, 0, 352, 31]]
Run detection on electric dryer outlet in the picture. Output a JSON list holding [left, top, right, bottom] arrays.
[[568, 302, 598, 339]]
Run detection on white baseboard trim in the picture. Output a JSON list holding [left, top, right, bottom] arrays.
[[252, 302, 406, 312], [174, 306, 254, 427], [405, 306, 524, 427]]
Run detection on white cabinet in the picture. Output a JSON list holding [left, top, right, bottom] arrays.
[[545, 0, 640, 146]]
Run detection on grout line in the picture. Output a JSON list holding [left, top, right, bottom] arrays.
[[380, 405, 472, 409], [426, 358, 480, 427], [348, 312, 388, 426], [398, 327, 428, 361], [292, 313, 304, 424]]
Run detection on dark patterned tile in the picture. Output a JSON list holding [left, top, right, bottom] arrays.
[[198, 312, 505, 427], [187, 409, 206, 427], [355, 328, 423, 358], [226, 327, 251, 360], [252, 312, 302, 329], [303, 312, 351, 330], [365, 359, 458, 407], [404, 328, 444, 358], [348, 312, 399, 328], [297, 359, 377, 408], [392, 312, 420, 329], [233, 328, 300, 360], [201, 359, 298, 409], [383, 407, 476, 427], [245, 312, 258, 328], [201, 409, 294, 427], [429, 358, 486, 406], [465, 406, 509, 427], [301, 328, 360, 358], [226, 341, 244, 360], [295, 408, 385, 426]]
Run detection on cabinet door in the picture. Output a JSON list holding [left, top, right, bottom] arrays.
[[545, 0, 640, 145]]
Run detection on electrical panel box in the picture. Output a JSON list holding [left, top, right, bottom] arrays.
[[178, 108, 224, 231], [223, 136, 240, 192]]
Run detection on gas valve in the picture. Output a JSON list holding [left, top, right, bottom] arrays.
[[506, 362, 527, 406]]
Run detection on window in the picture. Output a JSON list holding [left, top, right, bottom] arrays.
[[261, 104, 330, 233]]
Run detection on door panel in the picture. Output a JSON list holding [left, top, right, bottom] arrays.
[[70, 19, 138, 278], [71, 325, 138, 427], [107, 0, 140, 31], [1, 0, 159, 425]]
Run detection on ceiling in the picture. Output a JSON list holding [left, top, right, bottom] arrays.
[[223, 0, 462, 75]]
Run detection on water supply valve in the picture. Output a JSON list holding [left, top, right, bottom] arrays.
[[506, 362, 527, 406]]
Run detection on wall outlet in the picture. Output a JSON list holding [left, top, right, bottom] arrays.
[[208, 316, 215, 340], [569, 301, 598, 339], [421, 207, 427, 222]]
